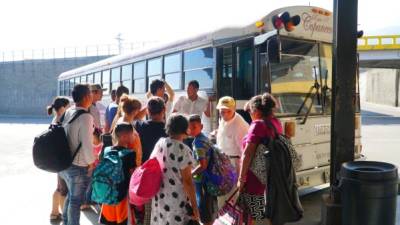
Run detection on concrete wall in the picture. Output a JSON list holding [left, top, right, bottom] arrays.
[[0, 56, 110, 116], [364, 68, 400, 107]]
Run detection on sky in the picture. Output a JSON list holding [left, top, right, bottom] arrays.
[[0, 0, 399, 52]]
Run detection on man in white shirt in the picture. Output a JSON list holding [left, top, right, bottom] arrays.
[[173, 80, 211, 118], [215, 96, 249, 208], [89, 84, 104, 129], [59, 84, 95, 225]]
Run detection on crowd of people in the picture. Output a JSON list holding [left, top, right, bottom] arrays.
[[46, 78, 284, 225]]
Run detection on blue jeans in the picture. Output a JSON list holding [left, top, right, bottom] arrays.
[[59, 165, 90, 225]]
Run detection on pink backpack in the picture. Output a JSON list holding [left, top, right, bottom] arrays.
[[129, 158, 162, 206]]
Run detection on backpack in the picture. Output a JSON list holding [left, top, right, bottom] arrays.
[[91, 146, 132, 205], [264, 121, 303, 223], [204, 145, 238, 196], [32, 110, 88, 173], [129, 158, 162, 206], [264, 121, 301, 171]]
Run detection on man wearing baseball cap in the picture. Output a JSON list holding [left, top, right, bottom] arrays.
[[215, 96, 250, 208]]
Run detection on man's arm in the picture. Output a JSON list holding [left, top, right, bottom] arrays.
[[135, 107, 147, 120], [204, 98, 211, 117], [165, 82, 175, 103]]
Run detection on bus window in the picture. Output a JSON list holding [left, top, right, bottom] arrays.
[[148, 57, 162, 76], [74, 77, 80, 85], [184, 68, 213, 89], [102, 69, 110, 95], [319, 43, 333, 114], [87, 74, 94, 84], [94, 72, 101, 85], [148, 57, 162, 89], [184, 47, 213, 70], [134, 79, 146, 93], [164, 53, 182, 90], [64, 80, 69, 96], [111, 67, 121, 92], [164, 53, 181, 74], [184, 47, 214, 89], [235, 42, 254, 99], [81, 75, 87, 84], [270, 39, 322, 115], [122, 64, 133, 93], [134, 61, 146, 79], [217, 46, 233, 97], [165, 72, 182, 90], [69, 79, 74, 95], [134, 61, 146, 93], [59, 81, 63, 96]]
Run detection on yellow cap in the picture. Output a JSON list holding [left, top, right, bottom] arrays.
[[216, 96, 236, 110]]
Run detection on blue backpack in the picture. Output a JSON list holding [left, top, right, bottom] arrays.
[[91, 146, 131, 205]]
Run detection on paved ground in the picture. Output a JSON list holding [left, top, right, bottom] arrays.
[[0, 102, 399, 225]]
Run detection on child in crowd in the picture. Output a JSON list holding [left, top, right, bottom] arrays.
[[93, 127, 103, 166], [81, 128, 103, 210], [189, 114, 217, 225], [100, 122, 137, 225]]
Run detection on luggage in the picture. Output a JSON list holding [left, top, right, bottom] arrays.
[[91, 146, 132, 205], [129, 158, 162, 206], [32, 110, 88, 173]]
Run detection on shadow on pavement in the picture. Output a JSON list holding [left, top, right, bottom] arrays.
[[0, 116, 51, 124], [361, 110, 400, 126]]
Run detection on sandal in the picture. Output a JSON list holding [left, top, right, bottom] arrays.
[[50, 213, 62, 221]]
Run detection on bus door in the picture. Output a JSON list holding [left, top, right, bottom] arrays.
[[216, 39, 255, 122]]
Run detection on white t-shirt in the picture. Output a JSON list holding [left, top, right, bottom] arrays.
[[173, 95, 208, 117], [216, 113, 250, 157]]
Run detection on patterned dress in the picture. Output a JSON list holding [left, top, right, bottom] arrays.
[[150, 137, 195, 225]]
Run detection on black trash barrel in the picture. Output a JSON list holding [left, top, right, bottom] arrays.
[[341, 161, 398, 225]]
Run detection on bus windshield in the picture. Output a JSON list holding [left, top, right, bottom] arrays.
[[270, 38, 332, 116]]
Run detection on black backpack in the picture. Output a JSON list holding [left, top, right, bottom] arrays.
[[33, 110, 88, 173]]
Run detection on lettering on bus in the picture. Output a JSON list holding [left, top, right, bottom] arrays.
[[314, 124, 331, 136], [301, 12, 333, 37]]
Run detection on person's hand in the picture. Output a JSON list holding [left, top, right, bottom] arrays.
[[88, 163, 96, 176]]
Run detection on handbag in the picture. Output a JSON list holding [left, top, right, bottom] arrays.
[[213, 190, 249, 225], [249, 141, 269, 185]]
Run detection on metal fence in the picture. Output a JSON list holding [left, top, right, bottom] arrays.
[[0, 41, 159, 63]]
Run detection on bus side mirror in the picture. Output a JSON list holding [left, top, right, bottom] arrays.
[[267, 37, 281, 63]]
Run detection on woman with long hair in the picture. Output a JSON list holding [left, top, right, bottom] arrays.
[[47, 96, 70, 221], [111, 94, 143, 166]]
